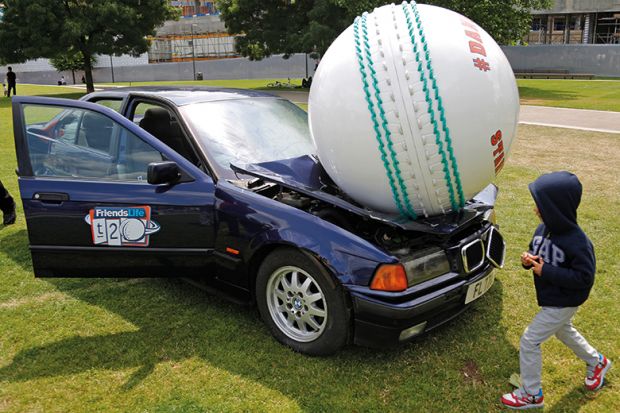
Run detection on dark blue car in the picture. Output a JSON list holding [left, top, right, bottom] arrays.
[[12, 87, 504, 355]]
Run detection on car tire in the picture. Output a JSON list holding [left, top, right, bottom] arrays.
[[256, 248, 350, 356]]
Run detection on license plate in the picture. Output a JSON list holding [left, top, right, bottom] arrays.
[[465, 271, 495, 304]]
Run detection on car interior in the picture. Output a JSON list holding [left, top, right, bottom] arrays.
[[78, 111, 115, 152], [136, 106, 200, 166]]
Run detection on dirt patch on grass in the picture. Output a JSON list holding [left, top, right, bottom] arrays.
[[462, 360, 485, 386], [0, 278, 150, 310], [0, 291, 66, 309], [509, 125, 620, 199], [520, 99, 549, 106]]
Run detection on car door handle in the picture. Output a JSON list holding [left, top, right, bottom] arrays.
[[34, 192, 70, 204]]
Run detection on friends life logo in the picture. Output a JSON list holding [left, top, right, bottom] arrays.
[[84, 206, 160, 247]]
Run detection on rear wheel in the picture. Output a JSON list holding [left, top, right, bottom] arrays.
[[256, 248, 349, 355]]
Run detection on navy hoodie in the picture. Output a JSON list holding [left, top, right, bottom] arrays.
[[526, 171, 595, 307]]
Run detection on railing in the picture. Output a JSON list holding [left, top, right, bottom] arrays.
[[526, 30, 585, 45]]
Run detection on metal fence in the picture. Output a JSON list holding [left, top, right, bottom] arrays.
[[12, 54, 315, 85], [501, 45, 620, 77]]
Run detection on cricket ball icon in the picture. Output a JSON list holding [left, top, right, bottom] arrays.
[[121, 218, 161, 242], [309, 1, 519, 218]]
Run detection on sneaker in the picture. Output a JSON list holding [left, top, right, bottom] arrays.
[[501, 387, 544, 410], [2, 201, 16, 225], [585, 354, 612, 391]]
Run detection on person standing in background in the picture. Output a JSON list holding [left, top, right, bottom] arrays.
[[6, 66, 17, 97]]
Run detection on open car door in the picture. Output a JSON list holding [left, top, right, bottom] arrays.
[[12, 96, 216, 277]]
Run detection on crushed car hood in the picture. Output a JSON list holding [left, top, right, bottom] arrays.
[[231, 155, 497, 235]]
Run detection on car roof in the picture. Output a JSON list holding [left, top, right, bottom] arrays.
[[83, 86, 279, 107]]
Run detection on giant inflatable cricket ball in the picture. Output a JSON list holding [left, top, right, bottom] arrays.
[[309, 2, 519, 218]]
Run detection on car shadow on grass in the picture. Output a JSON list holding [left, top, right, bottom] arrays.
[[0, 229, 33, 271], [0, 274, 523, 410]]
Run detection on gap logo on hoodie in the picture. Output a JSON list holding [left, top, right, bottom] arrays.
[[532, 235, 565, 267]]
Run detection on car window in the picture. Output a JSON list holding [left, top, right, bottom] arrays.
[[181, 98, 314, 176], [23, 104, 164, 182], [132, 102, 162, 125], [92, 99, 123, 113]]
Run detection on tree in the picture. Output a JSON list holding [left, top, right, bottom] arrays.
[[420, 0, 552, 46], [0, 1, 179, 93], [50, 50, 95, 85], [216, 0, 551, 60]]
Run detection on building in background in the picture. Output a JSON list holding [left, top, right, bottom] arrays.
[[170, 0, 218, 17], [148, 15, 240, 63], [501, 1, 620, 77], [147, 1, 240, 63], [527, 0, 620, 44]]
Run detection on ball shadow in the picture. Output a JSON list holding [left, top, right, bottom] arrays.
[[517, 86, 579, 103]]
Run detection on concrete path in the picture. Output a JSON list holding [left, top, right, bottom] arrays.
[[272, 90, 620, 134], [269, 90, 309, 104], [519, 105, 620, 134]]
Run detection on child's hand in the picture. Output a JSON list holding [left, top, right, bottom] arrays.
[[521, 252, 536, 266], [522, 252, 543, 275], [530, 256, 544, 276]]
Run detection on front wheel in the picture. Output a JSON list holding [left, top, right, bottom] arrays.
[[256, 248, 350, 355]]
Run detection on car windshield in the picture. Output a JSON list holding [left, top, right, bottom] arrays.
[[180, 98, 315, 176]]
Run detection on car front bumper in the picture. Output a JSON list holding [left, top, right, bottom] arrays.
[[347, 264, 496, 347]]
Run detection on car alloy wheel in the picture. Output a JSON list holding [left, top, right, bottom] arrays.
[[256, 248, 350, 355], [266, 265, 328, 343]]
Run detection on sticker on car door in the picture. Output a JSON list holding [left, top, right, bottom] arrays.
[[84, 206, 160, 246]]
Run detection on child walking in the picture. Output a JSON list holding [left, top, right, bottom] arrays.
[[501, 171, 611, 410]]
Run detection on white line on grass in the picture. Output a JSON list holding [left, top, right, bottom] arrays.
[[518, 121, 620, 134]]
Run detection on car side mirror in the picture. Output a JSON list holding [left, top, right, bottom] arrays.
[[147, 161, 182, 185]]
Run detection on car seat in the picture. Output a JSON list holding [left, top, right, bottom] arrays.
[[138, 108, 197, 164], [80, 112, 114, 152]]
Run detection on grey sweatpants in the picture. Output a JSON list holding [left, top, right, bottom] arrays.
[[520, 306, 599, 394]]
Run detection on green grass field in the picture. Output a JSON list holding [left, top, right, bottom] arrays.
[[517, 79, 620, 112], [0, 85, 618, 412]]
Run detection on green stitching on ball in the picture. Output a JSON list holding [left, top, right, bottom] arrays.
[[402, 2, 459, 211], [353, 16, 409, 218], [409, 1, 466, 207], [360, 14, 417, 219]]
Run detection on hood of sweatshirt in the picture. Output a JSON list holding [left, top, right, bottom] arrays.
[[529, 171, 582, 234]]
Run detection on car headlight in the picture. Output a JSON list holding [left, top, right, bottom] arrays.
[[402, 247, 451, 286], [370, 264, 408, 292], [483, 208, 496, 225]]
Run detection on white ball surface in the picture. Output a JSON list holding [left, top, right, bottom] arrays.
[[121, 219, 146, 242], [309, 2, 519, 218]]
